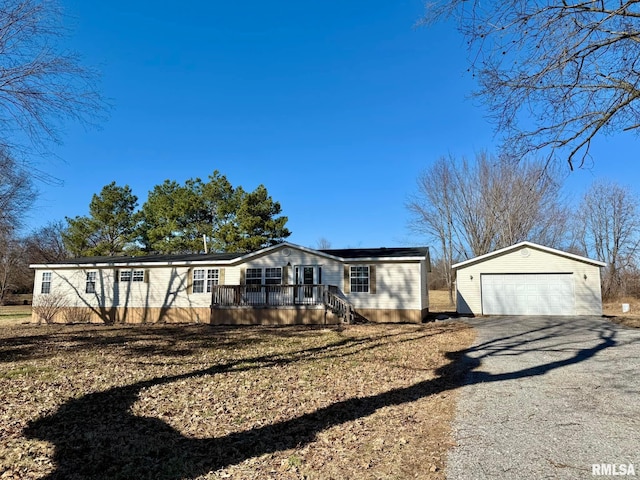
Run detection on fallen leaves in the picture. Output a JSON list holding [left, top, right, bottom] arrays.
[[0, 322, 474, 479]]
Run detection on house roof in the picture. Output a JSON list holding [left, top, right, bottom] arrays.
[[30, 243, 429, 268], [320, 247, 429, 260], [451, 241, 606, 270], [45, 252, 242, 266]]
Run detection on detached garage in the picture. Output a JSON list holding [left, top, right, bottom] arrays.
[[453, 242, 605, 316]]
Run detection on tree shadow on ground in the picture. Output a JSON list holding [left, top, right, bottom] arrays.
[[0, 324, 347, 363], [451, 317, 621, 384], [23, 319, 620, 479]]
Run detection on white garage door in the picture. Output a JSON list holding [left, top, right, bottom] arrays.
[[481, 274, 575, 315]]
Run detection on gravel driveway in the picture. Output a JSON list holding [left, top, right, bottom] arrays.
[[447, 316, 640, 479]]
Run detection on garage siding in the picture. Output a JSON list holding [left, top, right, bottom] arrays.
[[455, 246, 603, 316]]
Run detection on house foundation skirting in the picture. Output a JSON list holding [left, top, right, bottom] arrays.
[[354, 308, 427, 324], [210, 307, 427, 325], [210, 306, 334, 325], [32, 306, 428, 325], [32, 307, 211, 325]]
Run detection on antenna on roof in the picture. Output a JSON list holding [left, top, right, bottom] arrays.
[[203, 234, 208, 254]]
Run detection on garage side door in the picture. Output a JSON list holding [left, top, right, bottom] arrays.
[[481, 274, 575, 315]]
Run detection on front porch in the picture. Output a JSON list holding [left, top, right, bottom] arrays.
[[210, 284, 353, 324]]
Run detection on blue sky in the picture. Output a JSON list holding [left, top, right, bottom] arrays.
[[23, 1, 640, 250]]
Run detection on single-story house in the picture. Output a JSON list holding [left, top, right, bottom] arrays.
[[452, 241, 605, 316], [30, 242, 430, 325]]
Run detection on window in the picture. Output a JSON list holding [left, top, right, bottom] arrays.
[[246, 268, 262, 285], [350, 266, 369, 293], [206, 269, 219, 292], [86, 272, 97, 294], [192, 269, 205, 293], [41, 272, 52, 294], [120, 270, 144, 282], [265, 268, 282, 285], [192, 269, 219, 293]]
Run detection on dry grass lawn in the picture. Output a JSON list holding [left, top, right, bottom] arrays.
[[0, 305, 32, 326], [428, 290, 456, 314], [0, 321, 474, 479], [603, 296, 640, 328]]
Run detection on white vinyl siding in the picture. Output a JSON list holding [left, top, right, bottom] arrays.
[[239, 247, 340, 287], [455, 245, 603, 316], [30, 245, 430, 314], [346, 262, 423, 311]]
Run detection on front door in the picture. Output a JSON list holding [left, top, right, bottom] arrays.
[[295, 266, 317, 303]]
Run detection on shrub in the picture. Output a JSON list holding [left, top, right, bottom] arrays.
[[32, 294, 68, 324]]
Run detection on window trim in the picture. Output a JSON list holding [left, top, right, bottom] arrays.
[[350, 265, 370, 293], [245, 268, 262, 285], [192, 268, 219, 294], [86, 271, 97, 294], [206, 269, 219, 292], [264, 267, 282, 285], [41, 272, 52, 294], [192, 269, 206, 294], [244, 267, 283, 286], [120, 269, 145, 283]]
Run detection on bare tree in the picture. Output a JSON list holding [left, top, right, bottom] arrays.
[[0, 0, 103, 286], [407, 156, 458, 303], [0, 0, 104, 167], [422, 1, 640, 169], [0, 233, 25, 304], [23, 220, 69, 264], [316, 237, 332, 250], [574, 179, 640, 299], [408, 152, 569, 299], [0, 150, 35, 235], [427, 255, 453, 292], [465, 154, 570, 252], [2, 221, 71, 296], [0, 0, 105, 300]]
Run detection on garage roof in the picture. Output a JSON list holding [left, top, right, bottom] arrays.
[[451, 241, 606, 270]]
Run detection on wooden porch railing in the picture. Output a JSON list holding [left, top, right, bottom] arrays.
[[211, 284, 354, 323], [211, 284, 324, 307], [324, 286, 353, 323]]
